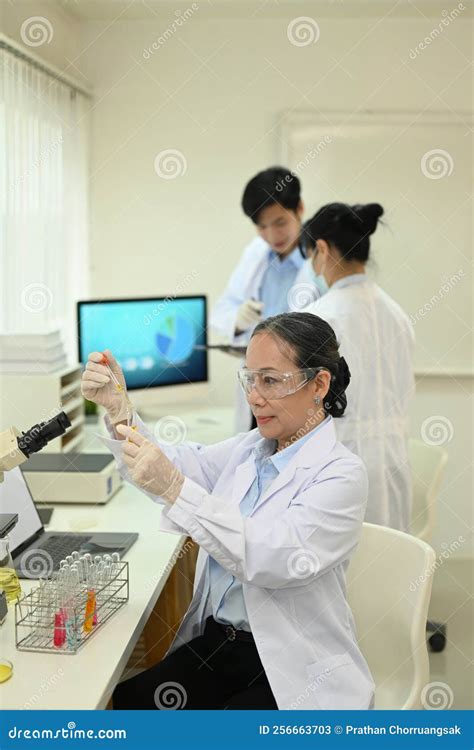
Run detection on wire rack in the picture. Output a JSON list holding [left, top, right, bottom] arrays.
[[15, 562, 129, 654]]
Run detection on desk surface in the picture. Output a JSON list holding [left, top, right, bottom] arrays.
[[0, 406, 234, 710]]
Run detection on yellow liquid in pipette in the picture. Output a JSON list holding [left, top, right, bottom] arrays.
[[0, 568, 21, 603]]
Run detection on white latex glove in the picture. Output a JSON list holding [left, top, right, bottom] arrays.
[[235, 299, 264, 333], [81, 350, 132, 424], [116, 424, 185, 503]]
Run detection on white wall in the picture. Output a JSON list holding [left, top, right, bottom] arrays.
[[3, 2, 471, 557], [76, 7, 472, 557], [77, 6, 471, 375]]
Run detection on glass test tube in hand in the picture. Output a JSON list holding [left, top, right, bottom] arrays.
[[100, 353, 133, 427]]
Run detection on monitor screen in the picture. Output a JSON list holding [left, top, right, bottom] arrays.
[[77, 296, 208, 390]]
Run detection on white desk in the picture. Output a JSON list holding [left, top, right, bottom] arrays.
[[0, 406, 234, 710]]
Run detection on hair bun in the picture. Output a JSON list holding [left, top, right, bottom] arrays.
[[324, 356, 351, 418], [337, 356, 351, 389], [352, 203, 384, 235]]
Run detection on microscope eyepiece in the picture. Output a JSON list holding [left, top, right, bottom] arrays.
[[17, 411, 71, 458]]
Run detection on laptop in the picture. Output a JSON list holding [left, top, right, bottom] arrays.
[[0, 467, 138, 579]]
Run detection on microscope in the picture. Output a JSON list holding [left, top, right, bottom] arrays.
[[0, 411, 71, 484], [0, 412, 71, 623]]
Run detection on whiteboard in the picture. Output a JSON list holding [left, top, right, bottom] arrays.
[[279, 111, 473, 372]]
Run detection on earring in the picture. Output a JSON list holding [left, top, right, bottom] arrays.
[[314, 396, 321, 405]]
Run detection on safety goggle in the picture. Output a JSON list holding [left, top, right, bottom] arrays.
[[237, 367, 327, 401]]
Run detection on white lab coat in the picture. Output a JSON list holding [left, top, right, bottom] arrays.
[[210, 236, 320, 432], [304, 275, 415, 531], [102, 414, 375, 710]]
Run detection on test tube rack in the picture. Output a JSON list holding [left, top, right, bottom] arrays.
[[15, 562, 129, 654]]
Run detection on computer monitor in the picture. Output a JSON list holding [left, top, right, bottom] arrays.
[[77, 296, 208, 391]]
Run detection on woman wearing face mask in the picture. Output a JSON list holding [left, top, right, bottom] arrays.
[[303, 203, 415, 532], [81, 313, 374, 710]]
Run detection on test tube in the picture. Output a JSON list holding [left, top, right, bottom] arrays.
[[111, 552, 121, 578], [100, 354, 123, 392], [83, 563, 97, 633], [101, 353, 134, 427]]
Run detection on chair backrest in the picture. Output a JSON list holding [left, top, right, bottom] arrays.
[[347, 522, 436, 709], [408, 438, 448, 542]]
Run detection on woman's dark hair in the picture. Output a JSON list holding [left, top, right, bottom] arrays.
[[242, 166, 301, 224], [303, 202, 384, 263], [251, 312, 350, 418]]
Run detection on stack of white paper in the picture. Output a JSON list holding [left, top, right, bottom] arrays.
[[0, 330, 68, 373]]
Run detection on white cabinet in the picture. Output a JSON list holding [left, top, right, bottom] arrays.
[[0, 366, 85, 452]]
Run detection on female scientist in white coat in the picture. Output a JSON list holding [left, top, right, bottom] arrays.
[[302, 203, 415, 532], [81, 313, 374, 711]]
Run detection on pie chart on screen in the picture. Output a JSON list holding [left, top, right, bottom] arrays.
[[155, 315, 195, 364]]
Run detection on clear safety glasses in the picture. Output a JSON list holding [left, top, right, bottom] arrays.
[[237, 367, 326, 401]]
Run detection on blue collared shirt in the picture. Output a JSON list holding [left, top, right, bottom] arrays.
[[259, 245, 305, 319], [208, 418, 330, 630]]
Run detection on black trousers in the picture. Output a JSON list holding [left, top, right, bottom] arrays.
[[113, 617, 278, 710]]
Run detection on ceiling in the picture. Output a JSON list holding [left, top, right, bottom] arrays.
[[54, 0, 464, 22]]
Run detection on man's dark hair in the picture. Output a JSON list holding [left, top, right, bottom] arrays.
[[241, 166, 301, 224]]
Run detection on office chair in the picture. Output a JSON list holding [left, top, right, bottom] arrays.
[[347, 522, 436, 709]]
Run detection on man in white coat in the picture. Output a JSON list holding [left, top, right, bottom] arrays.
[[210, 166, 321, 430]]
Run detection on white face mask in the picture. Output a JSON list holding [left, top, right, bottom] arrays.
[[311, 267, 328, 295], [307, 242, 328, 295]]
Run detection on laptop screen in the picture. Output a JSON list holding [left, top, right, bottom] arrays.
[[0, 467, 43, 554]]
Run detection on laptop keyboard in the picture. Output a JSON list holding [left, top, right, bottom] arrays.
[[39, 534, 92, 570]]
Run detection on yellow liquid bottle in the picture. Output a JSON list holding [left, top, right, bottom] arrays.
[[0, 538, 21, 603]]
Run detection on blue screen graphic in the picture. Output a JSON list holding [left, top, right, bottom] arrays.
[[78, 297, 207, 390]]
